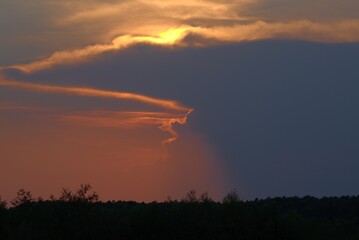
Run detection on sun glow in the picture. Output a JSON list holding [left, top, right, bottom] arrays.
[[157, 28, 190, 44]]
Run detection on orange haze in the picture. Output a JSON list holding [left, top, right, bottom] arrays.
[[0, 106, 226, 202]]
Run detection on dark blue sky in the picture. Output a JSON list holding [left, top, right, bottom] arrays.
[[7, 40, 359, 199]]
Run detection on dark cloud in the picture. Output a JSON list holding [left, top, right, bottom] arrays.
[[240, 0, 359, 21]]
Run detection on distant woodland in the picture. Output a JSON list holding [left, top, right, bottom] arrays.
[[0, 185, 359, 240]]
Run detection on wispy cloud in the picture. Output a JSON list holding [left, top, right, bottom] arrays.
[[1, 0, 359, 72], [3, 20, 359, 73], [0, 103, 43, 112], [1, 28, 191, 73], [0, 76, 193, 146], [62, 110, 193, 145]]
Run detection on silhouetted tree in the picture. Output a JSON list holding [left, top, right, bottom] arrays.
[[59, 188, 74, 202], [59, 184, 99, 203], [182, 190, 198, 202], [76, 184, 99, 202], [0, 195, 6, 209], [199, 192, 213, 203], [11, 189, 34, 207], [165, 196, 178, 203], [1, 189, 359, 240], [49, 194, 57, 201], [222, 189, 240, 204]]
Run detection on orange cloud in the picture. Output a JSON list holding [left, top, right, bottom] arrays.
[[2, 20, 359, 73], [194, 20, 359, 43], [1, 0, 358, 71], [0, 77, 190, 112], [0, 77, 193, 146], [61, 110, 193, 145], [59, 0, 249, 25], [1, 28, 191, 73], [0, 103, 43, 112]]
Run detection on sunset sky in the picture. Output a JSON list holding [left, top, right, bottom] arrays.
[[1, 0, 359, 202]]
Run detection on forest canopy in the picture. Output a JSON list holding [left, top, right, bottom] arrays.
[[0, 185, 359, 240]]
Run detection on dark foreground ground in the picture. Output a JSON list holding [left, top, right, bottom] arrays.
[[1, 195, 359, 240]]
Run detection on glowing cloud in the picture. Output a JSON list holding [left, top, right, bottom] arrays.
[[1, 0, 359, 72], [61, 110, 193, 145], [1, 28, 191, 73], [0, 77, 193, 145], [195, 20, 359, 43], [2, 20, 359, 73]]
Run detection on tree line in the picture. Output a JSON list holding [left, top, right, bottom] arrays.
[[0, 185, 359, 240], [0, 185, 240, 208]]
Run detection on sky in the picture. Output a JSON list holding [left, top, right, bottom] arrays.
[[0, 0, 359, 202]]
